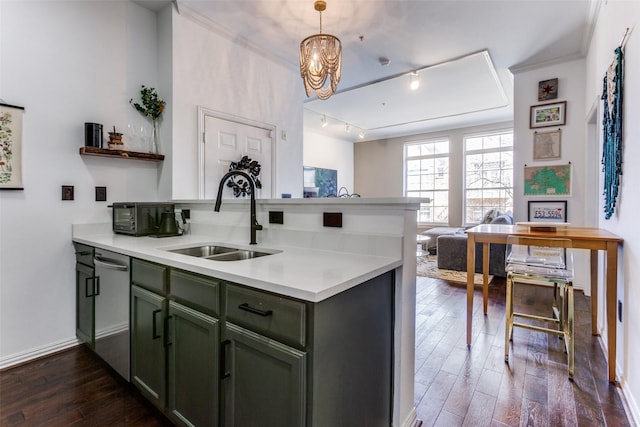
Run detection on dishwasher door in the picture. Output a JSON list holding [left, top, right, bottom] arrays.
[[94, 249, 130, 381]]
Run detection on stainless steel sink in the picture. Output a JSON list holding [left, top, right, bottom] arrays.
[[168, 245, 237, 257], [204, 250, 270, 261], [166, 245, 276, 261]]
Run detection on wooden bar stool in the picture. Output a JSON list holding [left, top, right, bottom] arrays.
[[504, 236, 574, 379]]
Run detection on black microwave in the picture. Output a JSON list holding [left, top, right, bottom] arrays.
[[112, 202, 175, 236]]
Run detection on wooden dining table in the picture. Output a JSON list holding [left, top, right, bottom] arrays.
[[465, 223, 623, 383]]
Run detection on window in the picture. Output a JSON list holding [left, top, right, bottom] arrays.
[[405, 139, 449, 224], [464, 131, 513, 224]]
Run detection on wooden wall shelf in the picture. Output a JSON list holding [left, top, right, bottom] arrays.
[[79, 146, 164, 161]]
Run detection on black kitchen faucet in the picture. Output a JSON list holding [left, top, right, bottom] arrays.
[[214, 170, 263, 245]]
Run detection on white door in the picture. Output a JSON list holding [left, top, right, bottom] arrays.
[[202, 114, 273, 200]]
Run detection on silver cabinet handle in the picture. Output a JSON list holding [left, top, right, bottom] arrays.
[[93, 256, 129, 271]]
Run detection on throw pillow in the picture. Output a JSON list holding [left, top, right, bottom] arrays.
[[482, 209, 500, 224]]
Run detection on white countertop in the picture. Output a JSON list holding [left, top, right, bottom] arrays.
[[72, 229, 402, 303]]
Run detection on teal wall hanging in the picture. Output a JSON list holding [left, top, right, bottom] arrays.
[[601, 45, 625, 220]]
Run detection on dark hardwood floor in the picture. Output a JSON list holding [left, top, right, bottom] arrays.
[[0, 276, 632, 426], [414, 276, 631, 427], [0, 345, 172, 426]]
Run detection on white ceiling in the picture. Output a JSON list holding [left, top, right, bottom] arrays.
[[169, 0, 598, 141]]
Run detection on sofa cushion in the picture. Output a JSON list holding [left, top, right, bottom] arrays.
[[491, 213, 514, 225], [421, 227, 464, 252], [482, 209, 500, 224], [436, 232, 508, 277]]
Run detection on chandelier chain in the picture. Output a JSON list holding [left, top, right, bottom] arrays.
[[300, 0, 341, 100]]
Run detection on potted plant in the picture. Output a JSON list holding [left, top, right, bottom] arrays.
[[130, 85, 165, 154]]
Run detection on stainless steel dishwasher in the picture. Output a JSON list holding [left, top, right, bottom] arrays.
[[93, 249, 130, 381]]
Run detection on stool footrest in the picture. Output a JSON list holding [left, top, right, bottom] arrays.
[[512, 321, 565, 336], [514, 312, 560, 325]]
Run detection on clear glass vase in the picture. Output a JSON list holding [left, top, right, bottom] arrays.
[[150, 121, 159, 154]]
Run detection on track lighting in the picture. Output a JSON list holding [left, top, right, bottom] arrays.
[[409, 71, 420, 91]]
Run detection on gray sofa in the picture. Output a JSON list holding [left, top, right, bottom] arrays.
[[436, 213, 514, 277]]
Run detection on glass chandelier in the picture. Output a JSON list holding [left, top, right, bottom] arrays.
[[299, 1, 342, 100]]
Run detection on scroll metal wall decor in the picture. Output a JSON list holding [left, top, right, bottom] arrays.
[[601, 32, 628, 219], [0, 103, 25, 190]]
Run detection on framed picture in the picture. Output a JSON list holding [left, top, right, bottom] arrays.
[[303, 166, 337, 197], [538, 78, 558, 101], [528, 200, 567, 222], [524, 163, 571, 196], [0, 103, 25, 190], [530, 101, 566, 129], [533, 129, 561, 160]]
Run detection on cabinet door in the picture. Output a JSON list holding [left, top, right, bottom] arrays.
[[76, 262, 95, 347], [168, 301, 219, 427], [222, 323, 306, 427], [131, 285, 166, 410]]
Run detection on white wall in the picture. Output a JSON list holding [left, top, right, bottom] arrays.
[[303, 129, 354, 194], [354, 121, 513, 227], [511, 59, 590, 290], [0, 0, 306, 367], [585, 1, 640, 422], [171, 8, 305, 200], [0, 1, 162, 364], [511, 59, 587, 226]]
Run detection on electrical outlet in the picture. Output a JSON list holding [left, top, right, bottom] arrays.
[[269, 211, 284, 224], [323, 212, 342, 228], [618, 300, 623, 322], [62, 185, 74, 201], [95, 186, 107, 202]]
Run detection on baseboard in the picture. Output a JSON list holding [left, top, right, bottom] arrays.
[[617, 375, 640, 427], [399, 407, 418, 427], [595, 332, 640, 426], [0, 337, 81, 370]]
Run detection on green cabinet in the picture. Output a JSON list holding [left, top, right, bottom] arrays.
[[75, 261, 95, 346], [127, 257, 394, 427], [131, 285, 166, 409], [74, 242, 96, 347], [130, 259, 220, 427], [168, 301, 219, 427], [131, 254, 170, 410], [221, 322, 306, 427]]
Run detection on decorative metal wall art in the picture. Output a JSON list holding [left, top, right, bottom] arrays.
[[226, 155, 262, 197]]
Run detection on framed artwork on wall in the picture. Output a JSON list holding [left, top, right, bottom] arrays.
[[524, 163, 571, 196], [0, 102, 25, 190], [530, 101, 566, 129], [533, 129, 562, 160], [538, 78, 558, 101], [303, 166, 337, 197], [528, 200, 567, 222]]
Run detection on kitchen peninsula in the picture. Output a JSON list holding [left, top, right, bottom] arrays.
[[72, 198, 422, 427]]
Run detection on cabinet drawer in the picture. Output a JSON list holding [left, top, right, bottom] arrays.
[[170, 269, 220, 317], [74, 242, 94, 267], [225, 283, 306, 348], [132, 259, 168, 295]]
